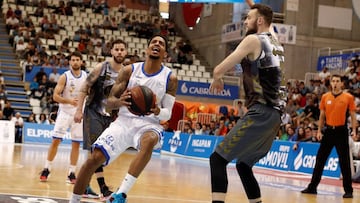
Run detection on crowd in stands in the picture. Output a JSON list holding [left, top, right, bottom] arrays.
[[6, 0, 192, 67]]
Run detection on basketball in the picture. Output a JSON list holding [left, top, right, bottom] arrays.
[[127, 85, 156, 116]]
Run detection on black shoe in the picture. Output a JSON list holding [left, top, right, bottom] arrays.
[[301, 187, 317, 194], [101, 184, 113, 199], [343, 192, 353, 198], [39, 168, 50, 182]]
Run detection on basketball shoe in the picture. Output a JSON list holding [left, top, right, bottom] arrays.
[[39, 168, 50, 182], [106, 193, 127, 203], [66, 172, 76, 184], [83, 186, 99, 199]]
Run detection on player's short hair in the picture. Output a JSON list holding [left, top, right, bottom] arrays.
[[70, 51, 82, 60], [112, 39, 127, 49], [148, 34, 169, 52], [251, 4, 273, 25]]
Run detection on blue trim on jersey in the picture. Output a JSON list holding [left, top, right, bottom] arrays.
[[141, 62, 164, 77], [165, 71, 171, 92], [93, 144, 111, 166], [131, 63, 135, 73], [52, 136, 63, 141], [69, 69, 84, 78]]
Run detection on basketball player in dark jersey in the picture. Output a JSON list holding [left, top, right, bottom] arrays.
[[74, 39, 128, 199], [209, 4, 284, 203]]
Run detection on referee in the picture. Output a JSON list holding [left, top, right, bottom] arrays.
[[301, 74, 358, 198]]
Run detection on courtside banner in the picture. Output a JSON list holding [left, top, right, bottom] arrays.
[[23, 122, 72, 145], [161, 131, 190, 155], [25, 66, 67, 82], [184, 135, 218, 158], [316, 53, 354, 71], [0, 120, 15, 143], [255, 140, 293, 171], [290, 142, 340, 178], [177, 81, 239, 100]]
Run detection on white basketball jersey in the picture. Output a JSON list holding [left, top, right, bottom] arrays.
[[59, 70, 87, 114], [118, 62, 172, 122]]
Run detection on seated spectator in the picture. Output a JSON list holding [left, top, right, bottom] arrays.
[[3, 101, 14, 120], [38, 113, 50, 124], [102, 16, 112, 29], [182, 122, 193, 134], [118, 0, 126, 12], [53, 0, 66, 15], [215, 119, 228, 136], [318, 66, 331, 82], [65, 1, 73, 16], [293, 127, 318, 150], [27, 113, 37, 123], [194, 122, 203, 135], [77, 39, 87, 54], [208, 121, 217, 135], [15, 39, 27, 59], [161, 121, 174, 132], [236, 100, 247, 119], [32, 5, 44, 17], [5, 6, 14, 19], [6, 14, 19, 33], [14, 5, 23, 20]]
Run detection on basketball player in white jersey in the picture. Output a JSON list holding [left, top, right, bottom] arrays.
[[40, 51, 87, 184], [70, 35, 178, 203]]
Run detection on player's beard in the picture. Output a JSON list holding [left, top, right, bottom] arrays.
[[72, 65, 80, 71], [149, 55, 160, 60], [114, 55, 124, 64], [245, 21, 258, 36]]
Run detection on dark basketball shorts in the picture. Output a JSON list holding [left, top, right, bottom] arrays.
[[216, 103, 281, 166]]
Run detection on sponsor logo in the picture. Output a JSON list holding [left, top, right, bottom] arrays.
[[191, 139, 211, 148], [293, 148, 338, 171], [169, 131, 182, 153], [180, 83, 232, 97], [258, 145, 290, 168]]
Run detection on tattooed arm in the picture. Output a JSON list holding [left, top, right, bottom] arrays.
[[105, 65, 132, 109], [74, 63, 103, 123]]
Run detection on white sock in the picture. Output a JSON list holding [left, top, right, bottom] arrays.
[[69, 165, 76, 174], [69, 193, 82, 203], [116, 173, 137, 194], [44, 160, 52, 171]]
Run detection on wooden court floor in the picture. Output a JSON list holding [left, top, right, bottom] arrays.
[[0, 143, 359, 203]]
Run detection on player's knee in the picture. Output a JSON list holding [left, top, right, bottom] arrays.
[[210, 152, 228, 168], [90, 148, 107, 164], [140, 132, 158, 149]]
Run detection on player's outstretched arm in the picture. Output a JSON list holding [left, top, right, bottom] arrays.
[[105, 65, 132, 109], [74, 63, 103, 123]]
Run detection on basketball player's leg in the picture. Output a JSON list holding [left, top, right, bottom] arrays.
[[71, 148, 108, 199], [128, 131, 159, 177], [113, 129, 160, 197], [87, 109, 113, 196], [41, 111, 68, 181], [46, 138, 62, 162], [236, 162, 261, 203], [210, 152, 229, 203]]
